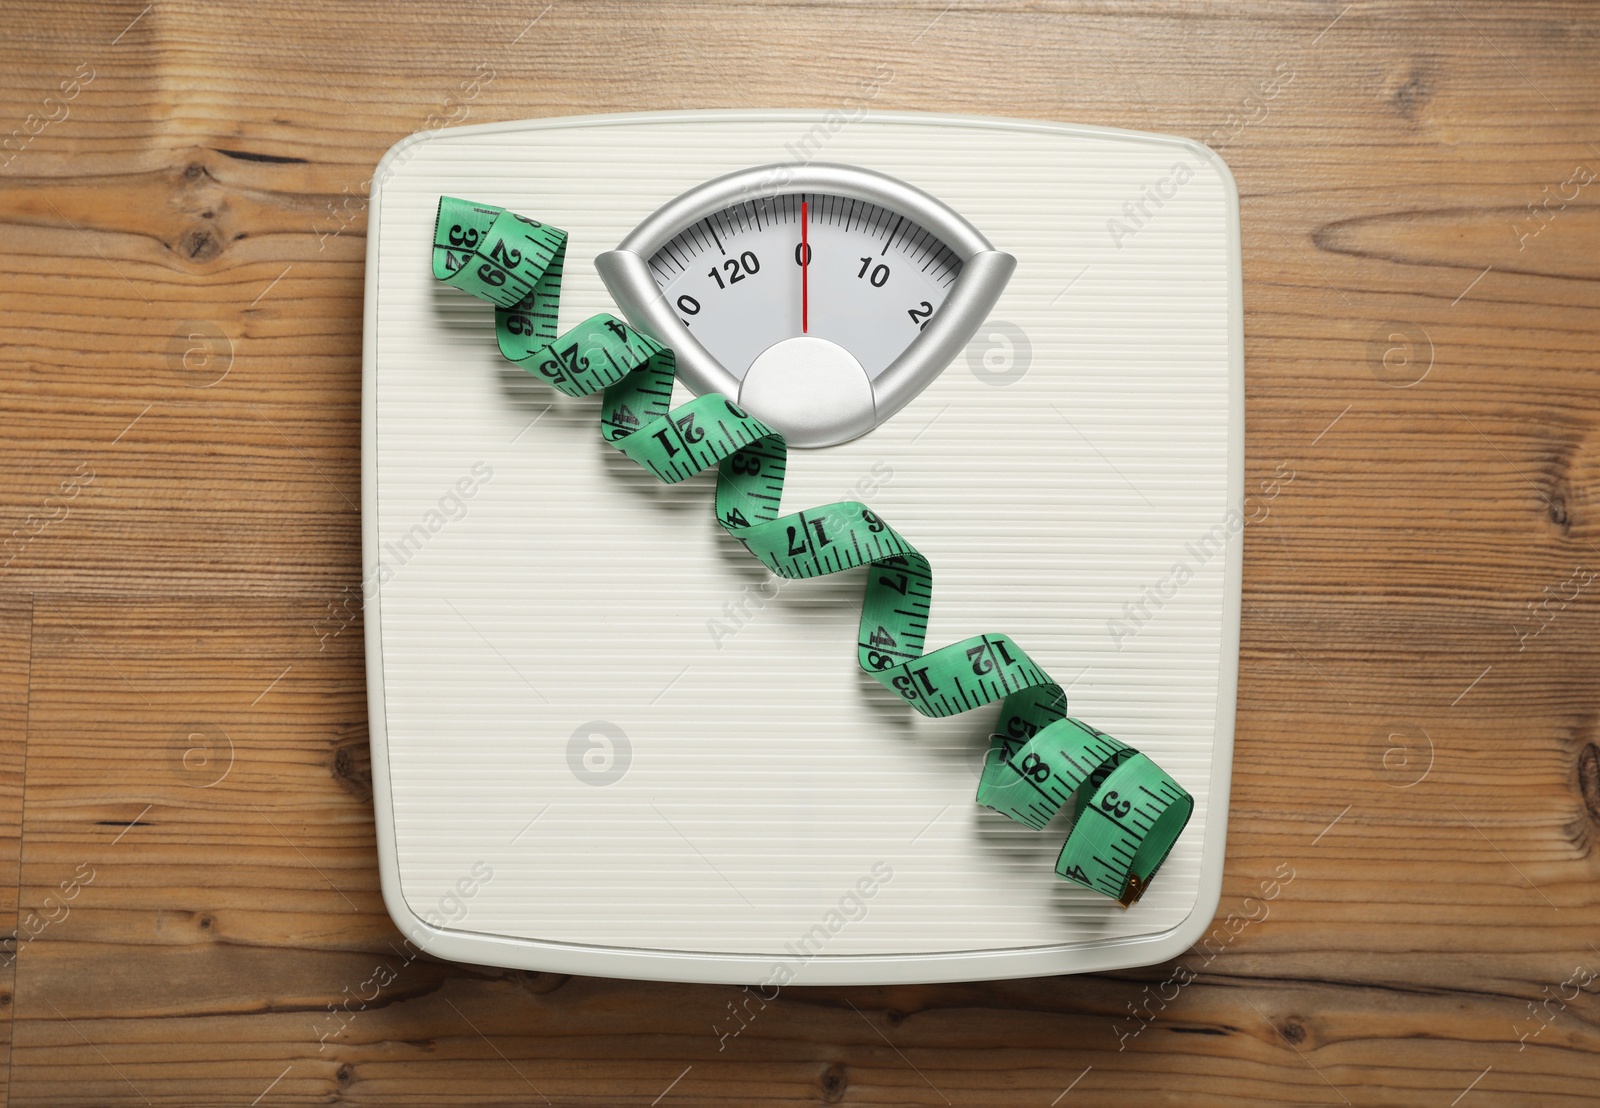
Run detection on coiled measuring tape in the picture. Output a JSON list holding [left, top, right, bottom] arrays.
[[432, 196, 1193, 906]]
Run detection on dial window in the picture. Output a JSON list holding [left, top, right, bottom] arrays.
[[647, 193, 962, 381]]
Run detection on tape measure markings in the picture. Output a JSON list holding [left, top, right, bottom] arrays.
[[432, 195, 1193, 907]]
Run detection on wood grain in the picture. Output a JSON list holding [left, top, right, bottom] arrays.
[[0, 597, 32, 1096], [2, 0, 1599, 1103]]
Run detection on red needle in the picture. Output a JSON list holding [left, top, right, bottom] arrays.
[[800, 198, 809, 333]]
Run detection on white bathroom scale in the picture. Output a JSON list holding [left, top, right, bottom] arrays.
[[361, 110, 1242, 985]]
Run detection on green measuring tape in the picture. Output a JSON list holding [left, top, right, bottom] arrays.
[[432, 195, 1193, 906]]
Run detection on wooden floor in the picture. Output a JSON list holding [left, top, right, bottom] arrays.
[[3, 1, 1599, 1103]]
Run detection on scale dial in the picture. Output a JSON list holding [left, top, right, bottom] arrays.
[[647, 194, 962, 382], [596, 163, 1015, 448]]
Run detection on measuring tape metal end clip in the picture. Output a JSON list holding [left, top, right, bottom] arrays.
[[431, 194, 1194, 906]]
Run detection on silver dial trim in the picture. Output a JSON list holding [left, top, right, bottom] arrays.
[[595, 162, 1016, 447]]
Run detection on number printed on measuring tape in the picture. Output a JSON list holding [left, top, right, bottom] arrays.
[[431, 195, 1193, 906]]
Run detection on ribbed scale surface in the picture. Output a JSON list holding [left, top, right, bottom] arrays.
[[367, 114, 1238, 976]]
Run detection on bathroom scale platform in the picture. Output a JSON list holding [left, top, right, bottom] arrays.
[[362, 110, 1242, 985]]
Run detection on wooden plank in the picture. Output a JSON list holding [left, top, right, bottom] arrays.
[[11, 595, 388, 1106], [0, 0, 1597, 1102], [0, 596, 33, 1101]]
